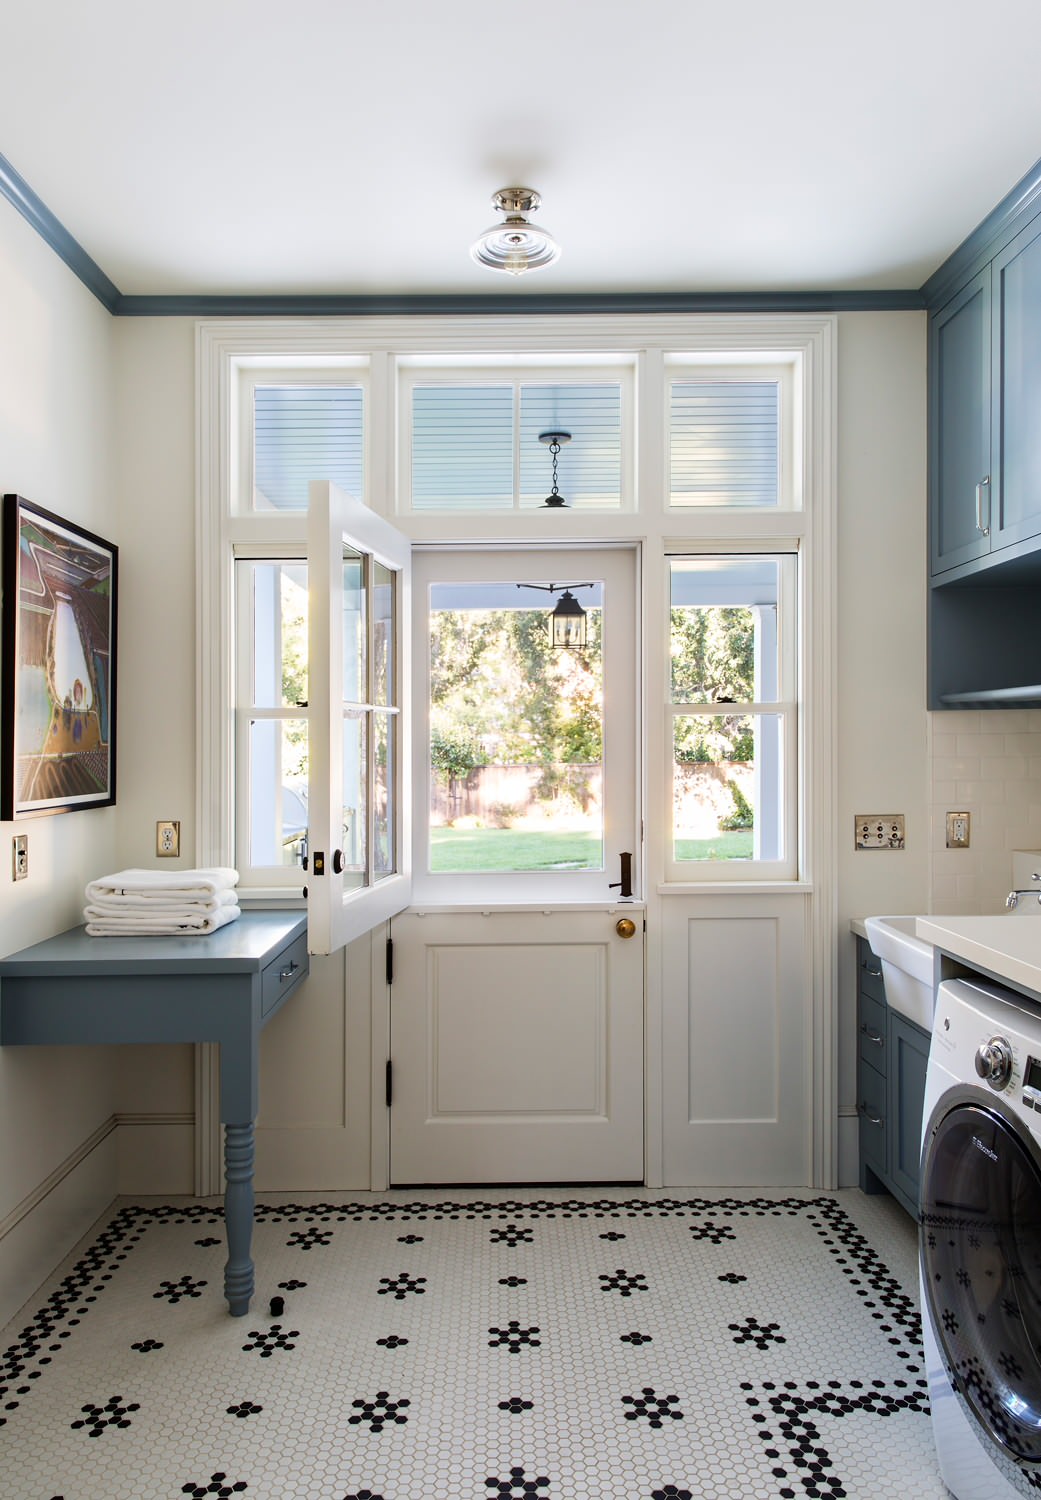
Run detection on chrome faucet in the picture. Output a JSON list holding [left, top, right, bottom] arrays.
[[1006, 888, 1041, 909]]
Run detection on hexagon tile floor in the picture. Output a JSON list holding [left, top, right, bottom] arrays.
[[0, 1187, 949, 1500]]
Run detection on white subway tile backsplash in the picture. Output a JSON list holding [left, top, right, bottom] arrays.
[[930, 707, 1041, 913]]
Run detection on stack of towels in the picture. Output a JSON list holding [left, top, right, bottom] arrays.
[[84, 868, 240, 937]]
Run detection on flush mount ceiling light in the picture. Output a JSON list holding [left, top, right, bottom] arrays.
[[470, 187, 561, 277]]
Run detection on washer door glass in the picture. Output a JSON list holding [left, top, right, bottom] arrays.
[[921, 1100, 1041, 1463]]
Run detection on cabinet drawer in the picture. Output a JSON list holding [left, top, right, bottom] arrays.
[[261, 932, 309, 1017], [858, 1060, 887, 1177], [858, 949, 885, 1003], [858, 992, 886, 1068]]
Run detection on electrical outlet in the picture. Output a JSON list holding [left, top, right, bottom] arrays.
[[156, 820, 180, 858], [854, 814, 905, 850], [946, 811, 971, 849], [11, 834, 27, 881]]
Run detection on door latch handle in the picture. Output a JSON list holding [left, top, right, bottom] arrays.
[[608, 851, 633, 899]]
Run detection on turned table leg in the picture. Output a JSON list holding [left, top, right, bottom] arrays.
[[223, 1121, 256, 1315]]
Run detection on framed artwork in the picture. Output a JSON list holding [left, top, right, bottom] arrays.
[[1, 494, 117, 818]]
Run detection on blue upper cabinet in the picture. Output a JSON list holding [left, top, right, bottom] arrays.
[[992, 218, 1041, 553], [930, 269, 992, 575], [931, 214, 1041, 580]]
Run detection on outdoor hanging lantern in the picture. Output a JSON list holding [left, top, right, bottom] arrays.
[[516, 581, 594, 649], [550, 589, 588, 648]]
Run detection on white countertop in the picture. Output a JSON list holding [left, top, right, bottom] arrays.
[[916, 915, 1041, 998]]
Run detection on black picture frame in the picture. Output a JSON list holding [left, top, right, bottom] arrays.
[[1, 494, 118, 819]]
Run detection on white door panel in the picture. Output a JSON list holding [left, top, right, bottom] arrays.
[[661, 893, 809, 1185], [390, 910, 643, 1183]]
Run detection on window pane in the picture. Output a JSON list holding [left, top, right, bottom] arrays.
[[412, 385, 514, 510], [253, 385, 363, 511], [670, 381, 779, 507], [373, 562, 393, 707], [428, 582, 604, 873], [342, 710, 367, 890], [248, 718, 308, 867], [342, 549, 366, 703], [670, 557, 780, 703], [250, 563, 308, 710], [673, 713, 784, 862], [518, 384, 622, 509], [374, 710, 394, 880]]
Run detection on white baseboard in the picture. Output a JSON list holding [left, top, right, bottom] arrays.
[[836, 1108, 860, 1188], [0, 1119, 118, 1329]]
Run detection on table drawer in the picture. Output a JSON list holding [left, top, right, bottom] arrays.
[[858, 1059, 887, 1176], [857, 948, 885, 1003], [261, 932, 309, 1016], [858, 992, 886, 1068]]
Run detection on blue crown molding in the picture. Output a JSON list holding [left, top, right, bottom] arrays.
[[112, 288, 926, 316], [0, 151, 120, 312], [922, 152, 1041, 311]]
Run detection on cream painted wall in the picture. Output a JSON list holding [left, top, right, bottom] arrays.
[[0, 195, 118, 1287], [834, 311, 930, 1162]]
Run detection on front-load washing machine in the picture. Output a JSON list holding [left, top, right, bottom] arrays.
[[920, 975, 1041, 1498]]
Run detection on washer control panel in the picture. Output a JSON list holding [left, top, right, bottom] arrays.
[[1023, 1054, 1041, 1110]]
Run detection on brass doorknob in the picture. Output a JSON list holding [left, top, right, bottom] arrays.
[[615, 917, 637, 939]]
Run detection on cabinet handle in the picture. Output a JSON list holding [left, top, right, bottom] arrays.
[[279, 961, 299, 983], [862, 963, 882, 978], [860, 1024, 884, 1047], [859, 1104, 883, 1127], [975, 475, 991, 536]]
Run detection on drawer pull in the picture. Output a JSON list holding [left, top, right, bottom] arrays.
[[860, 1024, 884, 1047], [862, 963, 882, 978], [859, 1104, 883, 1127], [279, 961, 299, 983]]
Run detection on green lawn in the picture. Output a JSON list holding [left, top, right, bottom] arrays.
[[430, 825, 754, 871], [430, 827, 600, 872]]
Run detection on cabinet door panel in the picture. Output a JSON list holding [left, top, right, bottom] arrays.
[[995, 220, 1041, 549], [930, 269, 992, 575], [887, 1012, 929, 1212]]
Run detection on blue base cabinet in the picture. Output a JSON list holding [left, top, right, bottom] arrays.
[[856, 935, 930, 1219]]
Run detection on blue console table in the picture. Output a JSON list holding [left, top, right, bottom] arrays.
[[0, 909, 308, 1316]]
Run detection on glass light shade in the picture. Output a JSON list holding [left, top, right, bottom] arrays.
[[550, 590, 587, 648]]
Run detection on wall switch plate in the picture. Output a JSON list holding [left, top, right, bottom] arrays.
[[156, 820, 180, 858], [946, 811, 971, 849], [11, 834, 27, 881], [855, 814, 905, 850]]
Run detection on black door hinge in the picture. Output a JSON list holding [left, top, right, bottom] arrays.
[[385, 1059, 393, 1108], [386, 936, 394, 985]]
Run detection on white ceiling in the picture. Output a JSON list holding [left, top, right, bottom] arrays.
[[4, 0, 1041, 298]]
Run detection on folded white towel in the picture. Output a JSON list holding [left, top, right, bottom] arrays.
[[85, 868, 239, 903], [84, 904, 242, 938], [84, 888, 240, 920]]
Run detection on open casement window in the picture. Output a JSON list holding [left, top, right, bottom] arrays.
[[306, 481, 411, 954], [666, 552, 798, 881]]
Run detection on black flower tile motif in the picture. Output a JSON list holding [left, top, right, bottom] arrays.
[[688, 1222, 736, 1243], [498, 1396, 534, 1413], [599, 1231, 626, 1241], [181, 1475, 248, 1497], [376, 1335, 409, 1349], [131, 1338, 164, 1353], [490, 1224, 534, 1246], [278, 1279, 307, 1291], [153, 1275, 207, 1303], [287, 1226, 332, 1250], [729, 1316, 786, 1349], [377, 1273, 427, 1300], [622, 1387, 683, 1428], [340, 1492, 385, 1500], [348, 1391, 410, 1431], [70, 1395, 140, 1436], [599, 1268, 648, 1297], [241, 1323, 298, 1357], [499, 1275, 527, 1287], [488, 1320, 541, 1352], [717, 1272, 747, 1284], [226, 1401, 263, 1418], [620, 1330, 653, 1346], [397, 1233, 424, 1243], [651, 1488, 693, 1499], [194, 1237, 222, 1247], [485, 1466, 550, 1495]]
